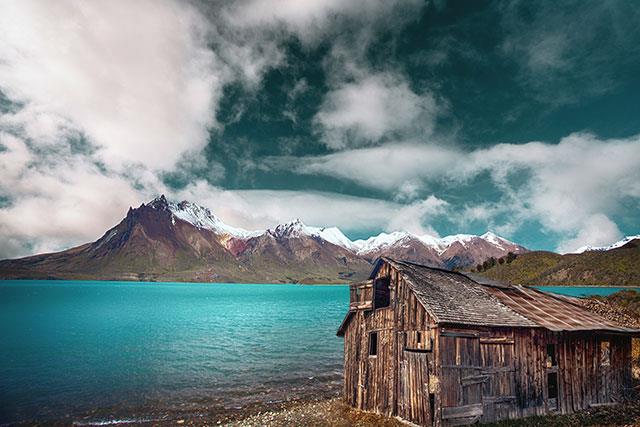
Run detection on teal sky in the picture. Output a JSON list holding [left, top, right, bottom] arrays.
[[0, 0, 639, 257]]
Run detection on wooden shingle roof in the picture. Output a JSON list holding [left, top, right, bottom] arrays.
[[379, 258, 537, 328]]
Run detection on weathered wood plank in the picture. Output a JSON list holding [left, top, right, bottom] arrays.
[[441, 403, 483, 419]]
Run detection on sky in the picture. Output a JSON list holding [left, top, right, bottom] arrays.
[[0, 0, 639, 258]]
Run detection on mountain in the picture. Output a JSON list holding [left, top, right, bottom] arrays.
[[573, 235, 640, 253], [352, 231, 527, 269], [0, 195, 528, 283], [477, 238, 640, 286]]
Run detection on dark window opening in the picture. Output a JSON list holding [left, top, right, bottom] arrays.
[[374, 277, 390, 309], [369, 332, 378, 356], [546, 344, 557, 368], [416, 331, 422, 344], [429, 393, 435, 426]]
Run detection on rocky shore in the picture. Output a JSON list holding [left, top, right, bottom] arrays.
[[225, 398, 407, 427]]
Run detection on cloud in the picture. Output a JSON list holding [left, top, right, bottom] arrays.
[[314, 73, 439, 149], [386, 196, 448, 236], [172, 180, 443, 236], [0, 0, 224, 170], [0, 0, 436, 259], [292, 142, 458, 191], [222, 0, 434, 150], [222, 0, 424, 46], [499, 0, 640, 104], [556, 214, 622, 254], [285, 132, 640, 252], [0, 133, 153, 259]]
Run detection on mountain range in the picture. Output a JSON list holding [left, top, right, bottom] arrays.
[[0, 196, 527, 283]]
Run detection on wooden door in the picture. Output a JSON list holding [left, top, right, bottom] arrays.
[[479, 335, 516, 422], [439, 329, 484, 426], [399, 350, 431, 425]]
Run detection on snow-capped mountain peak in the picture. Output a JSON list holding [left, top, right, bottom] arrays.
[[268, 218, 307, 238], [163, 197, 261, 239], [573, 235, 640, 253], [266, 219, 358, 250], [352, 230, 521, 256], [351, 231, 412, 254]]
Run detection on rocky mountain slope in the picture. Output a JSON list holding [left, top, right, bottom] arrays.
[[0, 195, 528, 283], [477, 238, 640, 286]]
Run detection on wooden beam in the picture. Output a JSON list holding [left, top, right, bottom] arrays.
[[441, 403, 483, 419]]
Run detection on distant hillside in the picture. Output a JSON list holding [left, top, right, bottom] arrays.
[[476, 239, 640, 286]]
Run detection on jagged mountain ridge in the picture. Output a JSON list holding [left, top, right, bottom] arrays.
[[0, 195, 528, 283]]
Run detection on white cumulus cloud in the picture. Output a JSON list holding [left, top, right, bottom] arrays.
[[0, 0, 224, 170], [314, 73, 439, 149]]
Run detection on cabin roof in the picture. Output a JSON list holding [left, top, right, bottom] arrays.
[[378, 258, 537, 328], [486, 285, 639, 333], [337, 257, 639, 335]]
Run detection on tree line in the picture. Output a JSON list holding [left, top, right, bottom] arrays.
[[474, 251, 517, 272]]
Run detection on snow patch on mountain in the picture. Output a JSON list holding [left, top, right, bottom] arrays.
[[267, 219, 358, 250], [353, 230, 520, 255], [167, 199, 262, 239], [351, 232, 412, 254], [573, 235, 640, 253]]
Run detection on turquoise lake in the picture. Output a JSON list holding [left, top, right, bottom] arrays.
[[0, 281, 636, 425], [0, 281, 347, 425]]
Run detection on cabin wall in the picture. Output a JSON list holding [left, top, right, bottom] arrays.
[[555, 332, 631, 414], [435, 325, 633, 426], [342, 262, 438, 425]]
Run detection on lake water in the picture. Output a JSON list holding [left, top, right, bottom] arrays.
[[1, 281, 636, 425], [0, 281, 348, 425], [533, 286, 640, 297]]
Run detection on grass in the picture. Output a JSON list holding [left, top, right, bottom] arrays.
[[485, 402, 640, 426]]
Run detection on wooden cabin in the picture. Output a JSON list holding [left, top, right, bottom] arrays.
[[337, 257, 638, 426]]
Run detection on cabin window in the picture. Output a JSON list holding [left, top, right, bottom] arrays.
[[546, 344, 557, 368], [416, 331, 422, 344], [369, 332, 378, 356], [373, 277, 391, 309], [601, 340, 611, 366]]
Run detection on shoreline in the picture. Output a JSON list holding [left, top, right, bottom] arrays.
[[533, 285, 640, 288], [3, 278, 640, 288]]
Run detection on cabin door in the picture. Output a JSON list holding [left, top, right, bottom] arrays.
[[398, 351, 431, 426], [439, 329, 484, 426], [479, 334, 516, 422]]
